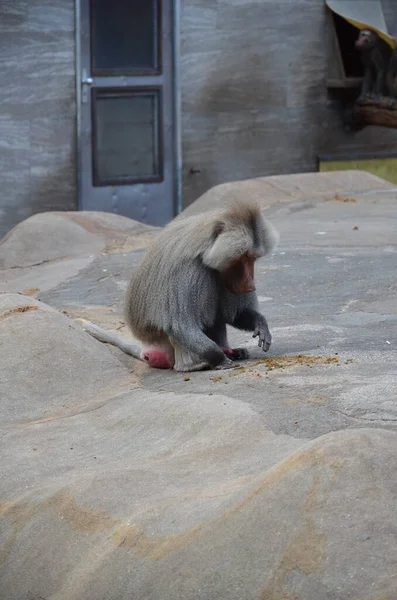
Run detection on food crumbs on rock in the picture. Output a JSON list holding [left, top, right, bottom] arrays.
[[325, 194, 357, 203], [22, 287, 40, 296], [232, 354, 340, 378], [0, 305, 38, 320]]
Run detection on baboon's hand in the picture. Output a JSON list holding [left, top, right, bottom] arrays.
[[253, 324, 272, 352], [230, 348, 249, 361]]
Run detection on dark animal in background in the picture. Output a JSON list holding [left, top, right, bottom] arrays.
[[386, 46, 397, 106], [78, 202, 279, 372], [354, 29, 391, 103]]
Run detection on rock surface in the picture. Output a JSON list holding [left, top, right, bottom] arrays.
[[1, 171, 397, 600], [177, 169, 395, 218]]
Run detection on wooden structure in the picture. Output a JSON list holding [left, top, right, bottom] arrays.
[[353, 98, 397, 129]]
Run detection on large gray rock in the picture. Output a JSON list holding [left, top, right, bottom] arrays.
[[0, 211, 159, 298], [1, 171, 397, 599], [1, 421, 396, 599], [178, 169, 395, 218], [0, 294, 134, 422], [0, 211, 159, 269]]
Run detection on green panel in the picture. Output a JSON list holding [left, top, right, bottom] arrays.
[[319, 158, 397, 185]]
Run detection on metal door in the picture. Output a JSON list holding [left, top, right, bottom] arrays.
[[76, 0, 179, 226]]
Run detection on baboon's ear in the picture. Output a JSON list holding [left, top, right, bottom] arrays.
[[212, 220, 225, 239]]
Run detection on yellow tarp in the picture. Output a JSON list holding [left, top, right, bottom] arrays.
[[325, 0, 396, 49]]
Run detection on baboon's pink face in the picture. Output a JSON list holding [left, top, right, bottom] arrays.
[[355, 30, 376, 50], [221, 250, 262, 296]]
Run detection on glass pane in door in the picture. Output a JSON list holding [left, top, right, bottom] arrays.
[[90, 0, 160, 74], [92, 89, 163, 186]]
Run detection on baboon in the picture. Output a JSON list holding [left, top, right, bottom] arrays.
[[355, 29, 391, 102], [78, 202, 279, 372]]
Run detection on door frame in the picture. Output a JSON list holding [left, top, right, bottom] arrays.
[[74, 0, 182, 220]]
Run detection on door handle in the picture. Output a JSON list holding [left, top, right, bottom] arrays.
[[81, 69, 93, 104]]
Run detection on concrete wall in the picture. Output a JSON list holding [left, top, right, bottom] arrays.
[[0, 0, 76, 239], [180, 0, 397, 207], [383, 1, 397, 40], [0, 0, 396, 236]]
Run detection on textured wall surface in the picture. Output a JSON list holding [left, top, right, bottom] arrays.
[[180, 0, 397, 207], [0, 0, 76, 239], [1, 0, 396, 234]]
